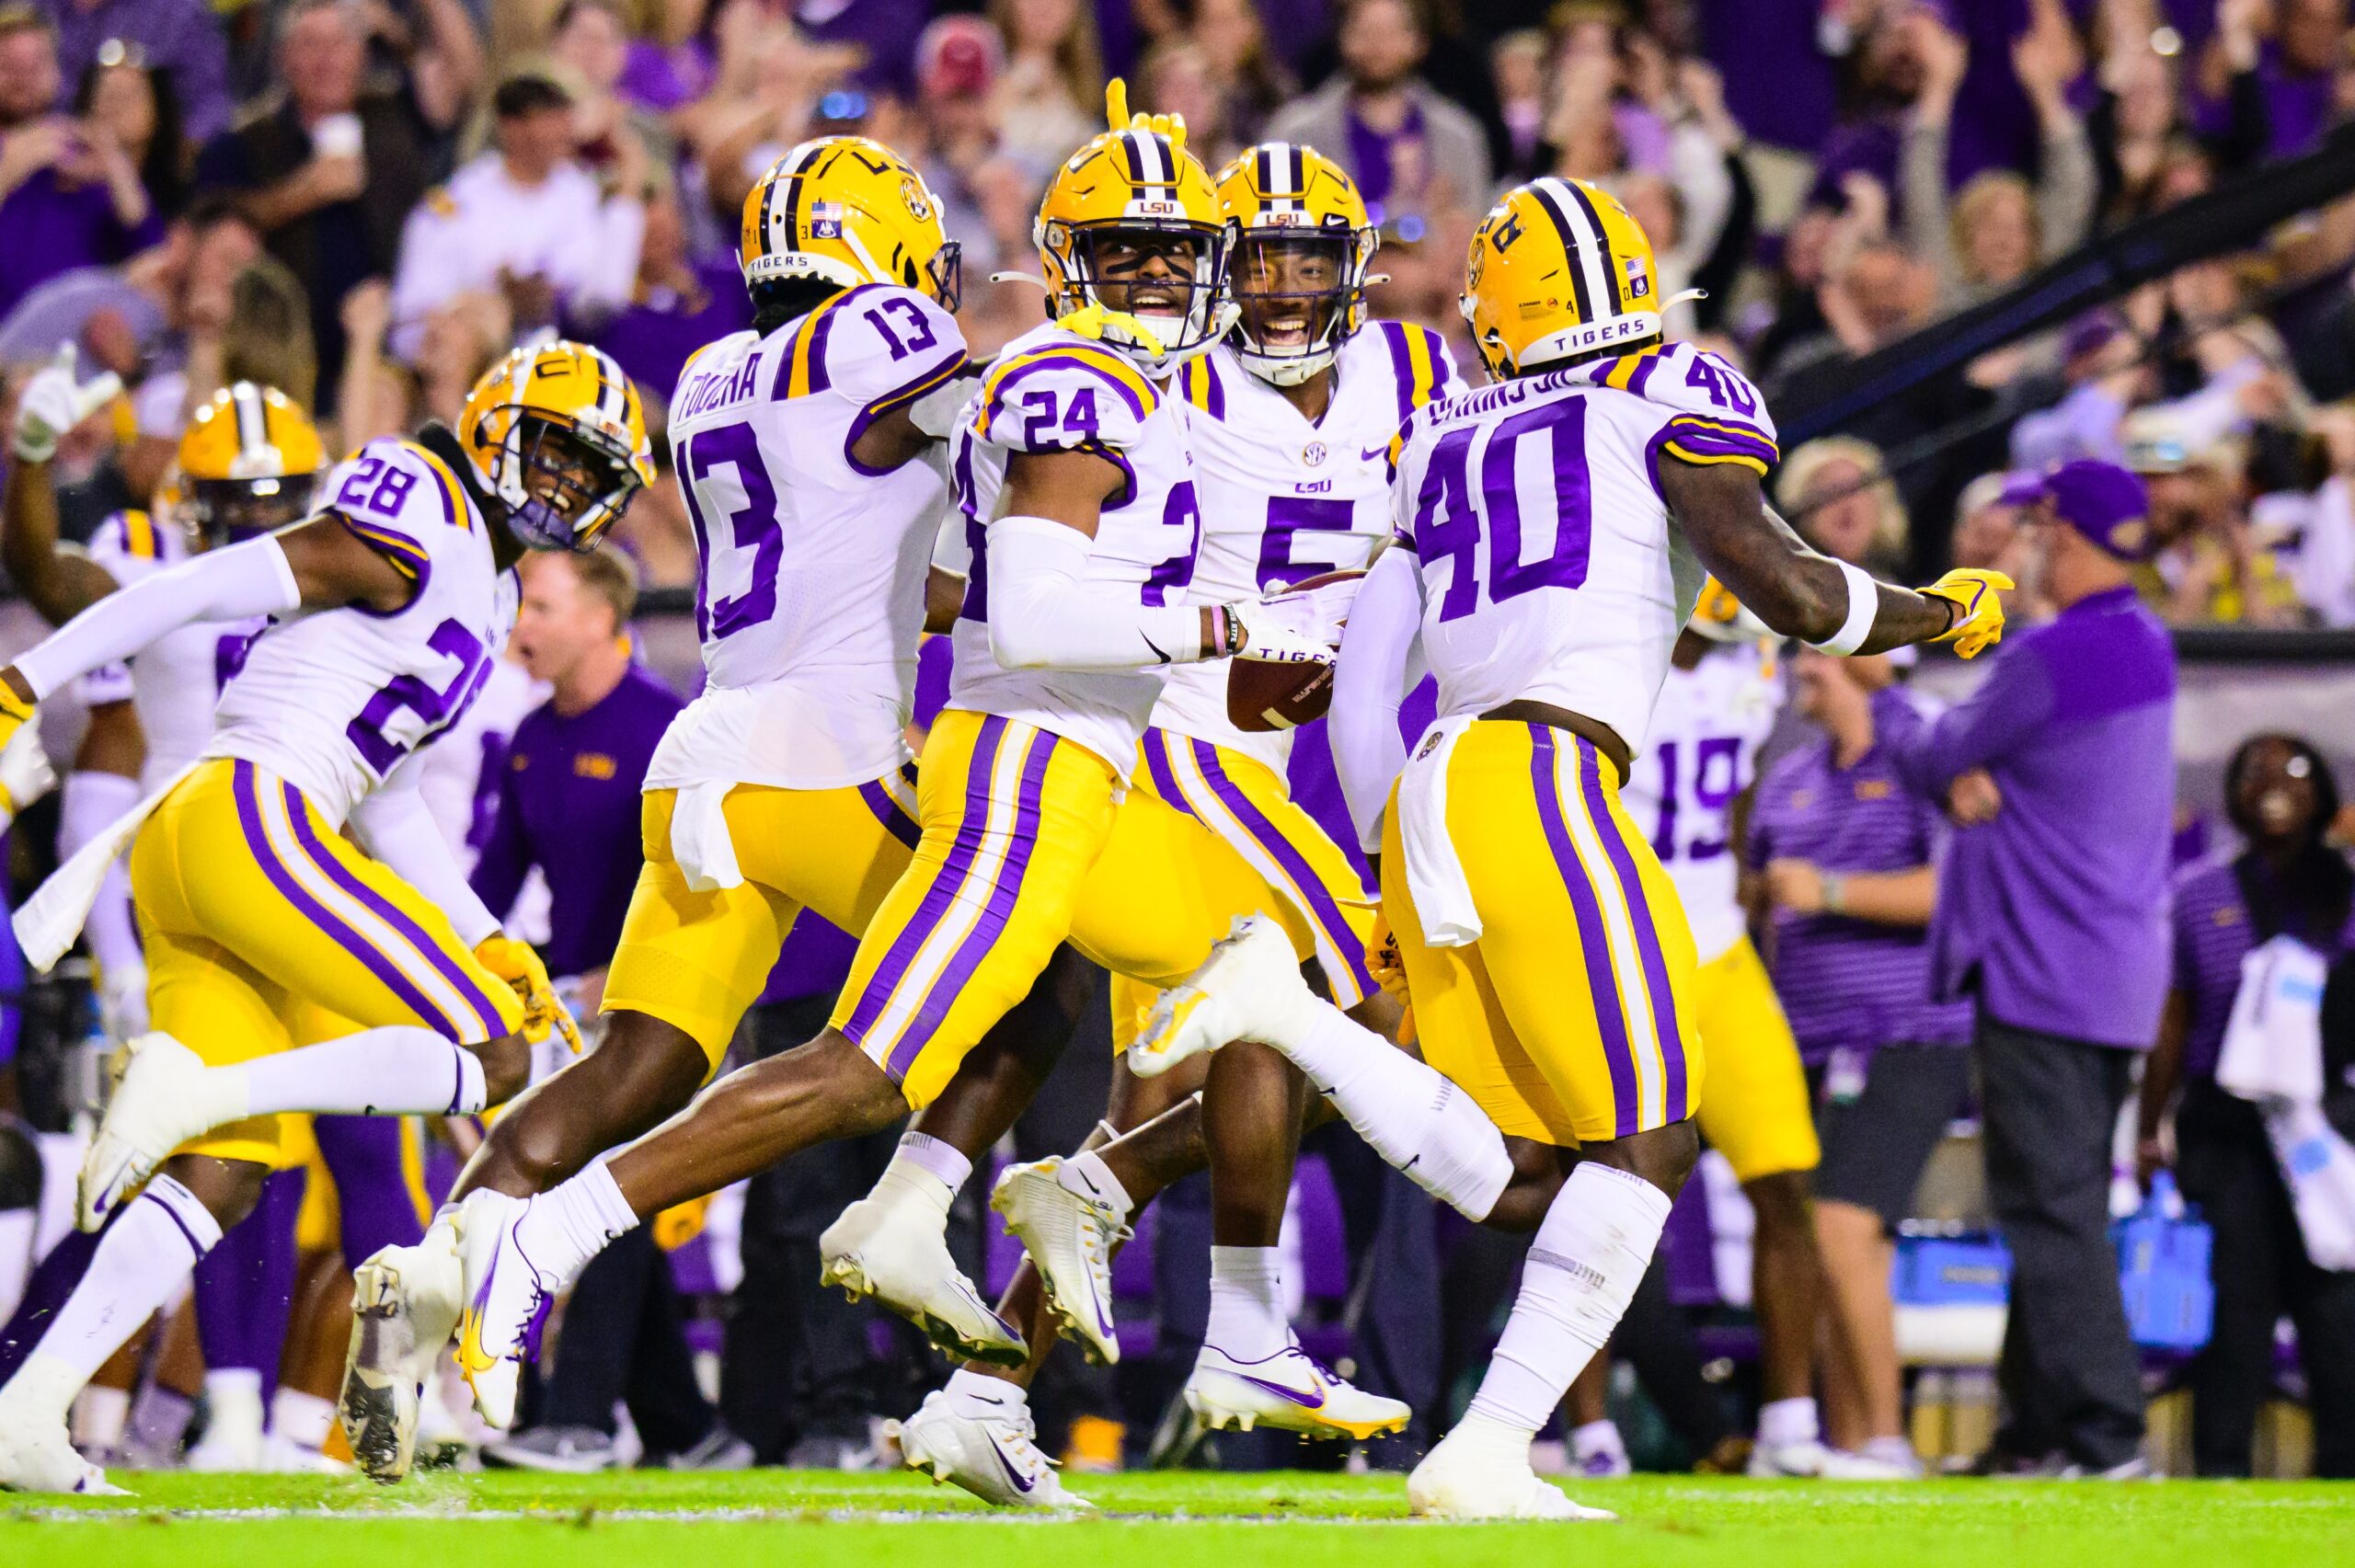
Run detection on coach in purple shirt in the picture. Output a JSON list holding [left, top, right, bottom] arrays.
[[1877, 458, 2175, 1477]]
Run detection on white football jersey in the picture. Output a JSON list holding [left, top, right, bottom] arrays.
[[1391, 340, 1778, 760], [1151, 324, 1460, 773], [1616, 640, 1784, 964], [947, 323, 1197, 778], [208, 435, 516, 828], [650, 283, 966, 792], [78, 509, 265, 790]]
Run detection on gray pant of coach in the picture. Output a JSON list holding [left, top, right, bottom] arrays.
[[1977, 1014, 2147, 1471]]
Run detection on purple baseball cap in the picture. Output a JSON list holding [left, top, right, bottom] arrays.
[[1998, 459, 2154, 562]]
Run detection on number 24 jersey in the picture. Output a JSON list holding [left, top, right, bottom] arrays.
[[209, 435, 515, 829], [1389, 340, 1779, 760]]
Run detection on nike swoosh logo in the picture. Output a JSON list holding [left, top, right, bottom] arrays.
[[1361, 445, 1389, 463], [1143, 634, 1172, 665], [1238, 1373, 1327, 1409], [990, 1438, 1037, 1494]]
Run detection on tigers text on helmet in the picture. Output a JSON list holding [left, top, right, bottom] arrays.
[[177, 382, 325, 545], [740, 136, 961, 311], [1462, 177, 1671, 381], [1033, 79, 1236, 376], [1215, 141, 1377, 387], [457, 341, 655, 553]]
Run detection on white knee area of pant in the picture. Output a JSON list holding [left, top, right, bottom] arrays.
[[1409, 1080, 1513, 1220], [1523, 1162, 1673, 1348]]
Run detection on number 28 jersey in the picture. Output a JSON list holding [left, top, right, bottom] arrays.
[[653, 282, 967, 792], [1152, 324, 1459, 773], [1390, 340, 1778, 760], [948, 323, 1198, 779], [209, 435, 514, 829]]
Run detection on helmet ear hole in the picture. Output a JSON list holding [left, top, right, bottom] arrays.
[[902, 255, 919, 290]]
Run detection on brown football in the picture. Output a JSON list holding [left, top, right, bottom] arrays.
[[1225, 568, 1364, 733]]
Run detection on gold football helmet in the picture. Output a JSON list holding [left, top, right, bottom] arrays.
[[457, 341, 654, 552], [740, 135, 960, 308], [1462, 177, 1672, 380], [1687, 575, 1773, 644], [176, 382, 325, 544], [1034, 79, 1235, 375], [1215, 142, 1378, 386]]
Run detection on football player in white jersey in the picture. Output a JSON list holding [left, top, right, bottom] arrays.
[[4, 375, 324, 1042], [0, 342, 653, 1494], [440, 89, 1413, 1494], [1134, 176, 2010, 1518], [895, 141, 1514, 1506]]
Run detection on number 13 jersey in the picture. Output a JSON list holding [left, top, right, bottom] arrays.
[[654, 282, 968, 791], [209, 433, 515, 828], [1391, 340, 1778, 761]]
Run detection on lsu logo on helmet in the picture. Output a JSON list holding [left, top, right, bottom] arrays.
[[458, 341, 655, 553], [1214, 142, 1378, 387], [177, 382, 325, 544], [1461, 177, 1683, 380], [741, 136, 961, 309]]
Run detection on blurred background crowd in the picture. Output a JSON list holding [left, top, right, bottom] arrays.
[[2, 0, 2355, 1490]]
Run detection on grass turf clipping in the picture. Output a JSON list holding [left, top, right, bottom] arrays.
[[4, 1470, 2348, 1568]]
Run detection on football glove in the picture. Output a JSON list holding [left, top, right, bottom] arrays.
[[474, 934, 581, 1055], [1258, 572, 1361, 648], [0, 683, 37, 771], [1364, 910, 1416, 1047], [13, 345, 121, 464], [1917, 568, 2015, 659], [0, 721, 55, 823]]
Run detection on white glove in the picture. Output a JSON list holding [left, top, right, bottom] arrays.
[[0, 722, 56, 823], [98, 957, 149, 1042], [12, 345, 122, 464], [1230, 601, 1338, 669], [1258, 572, 1363, 647]]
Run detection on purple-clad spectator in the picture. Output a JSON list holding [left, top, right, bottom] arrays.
[[2137, 733, 2355, 1479], [1693, 0, 1838, 155], [2253, 0, 2343, 158], [792, 0, 925, 96], [1878, 458, 2176, 1477], [34, 0, 227, 143], [565, 182, 752, 420], [1262, 0, 1489, 224], [0, 6, 161, 325], [1751, 651, 1973, 1477]]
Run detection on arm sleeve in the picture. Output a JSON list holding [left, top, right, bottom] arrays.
[[1885, 647, 2057, 797], [59, 768, 143, 976], [465, 744, 531, 923], [1330, 546, 1423, 853], [983, 515, 1211, 670], [14, 535, 299, 699], [349, 758, 504, 948]]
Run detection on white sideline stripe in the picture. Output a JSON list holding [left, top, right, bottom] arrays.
[[1, 1505, 1430, 1526]]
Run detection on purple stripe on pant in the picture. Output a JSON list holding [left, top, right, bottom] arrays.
[[279, 781, 507, 1040], [191, 1166, 304, 1399], [1526, 727, 1643, 1138], [1186, 738, 1374, 1001], [232, 762, 459, 1037], [858, 779, 921, 850], [882, 729, 1059, 1080], [314, 1115, 426, 1269], [1144, 731, 1196, 819], [0, 1227, 100, 1383], [843, 715, 1009, 1042], [1574, 740, 1691, 1124]]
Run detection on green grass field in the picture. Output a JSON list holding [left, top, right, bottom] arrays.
[[4, 1470, 2350, 1568]]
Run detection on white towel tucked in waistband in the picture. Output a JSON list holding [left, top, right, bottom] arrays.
[[1397, 714, 1479, 948], [15, 761, 199, 972], [669, 778, 745, 892]]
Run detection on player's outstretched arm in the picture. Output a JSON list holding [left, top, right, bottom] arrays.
[[1329, 545, 1422, 856], [2, 458, 119, 625], [1660, 459, 2001, 658]]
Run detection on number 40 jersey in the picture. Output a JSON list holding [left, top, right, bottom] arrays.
[[209, 434, 514, 829], [1391, 339, 1779, 760]]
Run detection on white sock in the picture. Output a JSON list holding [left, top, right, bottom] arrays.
[[201, 1368, 265, 1448], [71, 1385, 130, 1450], [1465, 1162, 1672, 1436], [888, 1131, 971, 1201], [1058, 1150, 1132, 1216], [512, 1159, 640, 1289], [944, 1366, 1026, 1414], [1269, 1004, 1511, 1219], [270, 1386, 336, 1450], [238, 1025, 487, 1117], [2, 1174, 221, 1420], [0, 1207, 34, 1321], [1758, 1396, 1821, 1448], [1204, 1244, 1289, 1362], [1570, 1417, 1626, 1469]]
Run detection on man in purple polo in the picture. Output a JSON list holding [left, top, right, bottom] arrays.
[[1872, 457, 2175, 1477]]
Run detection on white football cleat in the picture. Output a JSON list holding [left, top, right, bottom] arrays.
[[898, 1386, 1093, 1509], [1816, 1444, 1925, 1480], [1748, 1436, 1839, 1477], [1183, 1339, 1408, 1441], [820, 1192, 1026, 1368], [1129, 915, 1315, 1080], [1408, 1424, 1615, 1521], [0, 1404, 125, 1495], [992, 1158, 1130, 1366], [341, 1216, 465, 1483], [182, 1385, 265, 1471], [77, 1032, 236, 1229], [451, 1191, 556, 1431]]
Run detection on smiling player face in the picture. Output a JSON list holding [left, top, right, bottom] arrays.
[[1086, 226, 1203, 320], [1234, 235, 1346, 356]]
